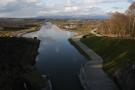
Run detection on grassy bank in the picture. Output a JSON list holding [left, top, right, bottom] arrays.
[[0, 27, 39, 37], [81, 35, 135, 76], [0, 19, 43, 37]]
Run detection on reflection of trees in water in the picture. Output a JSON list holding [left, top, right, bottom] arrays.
[[0, 37, 44, 90]]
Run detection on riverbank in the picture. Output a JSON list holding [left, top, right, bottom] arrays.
[[14, 26, 41, 37], [81, 35, 135, 90], [0, 18, 43, 37], [0, 25, 42, 37], [0, 37, 51, 90], [0, 19, 53, 90], [69, 35, 118, 90]]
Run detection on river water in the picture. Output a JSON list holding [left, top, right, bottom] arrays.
[[24, 23, 88, 90]]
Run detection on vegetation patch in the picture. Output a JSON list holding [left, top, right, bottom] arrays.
[[52, 20, 99, 34], [0, 19, 44, 37], [81, 35, 135, 76], [97, 2, 135, 39]]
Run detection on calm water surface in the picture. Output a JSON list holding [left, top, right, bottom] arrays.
[[24, 23, 88, 90]]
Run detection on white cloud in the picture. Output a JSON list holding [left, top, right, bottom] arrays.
[[25, 0, 38, 3], [64, 6, 79, 12], [84, 0, 133, 3], [0, 0, 134, 18], [0, 0, 16, 6]]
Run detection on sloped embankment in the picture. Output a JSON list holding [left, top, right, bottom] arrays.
[[81, 35, 135, 90], [0, 37, 48, 90]]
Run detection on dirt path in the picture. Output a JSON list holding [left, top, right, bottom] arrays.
[[90, 28, 103, 37]]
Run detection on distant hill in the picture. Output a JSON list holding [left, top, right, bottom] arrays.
[[36, 15, 109, 20]]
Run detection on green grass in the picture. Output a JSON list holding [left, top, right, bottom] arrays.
[[0, 25, 41, 37], [0, 19, 43, 37], [69, 28, 92, 35], [81, 35, 135, 76]]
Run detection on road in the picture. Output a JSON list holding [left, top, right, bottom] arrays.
[[90, 28, 103, 37]]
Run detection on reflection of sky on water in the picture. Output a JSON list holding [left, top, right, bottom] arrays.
[[23, 23, 87, 90], [24, 23, 74, 41], [24, 23, 75, 54]]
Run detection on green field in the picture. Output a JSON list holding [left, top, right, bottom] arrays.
[[52, 20, 98, 34], [81, 35, 135, 76], [0, 19, 43, 37]]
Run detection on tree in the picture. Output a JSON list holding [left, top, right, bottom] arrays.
[[110, 12, 129, 37], [126, 2, 135, 37], [97, 1, 135, 38], [127, 2, 135, 16]]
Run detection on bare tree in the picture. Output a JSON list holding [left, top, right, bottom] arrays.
[[98, 2, 135, 39], [126, 2, 135, 38]]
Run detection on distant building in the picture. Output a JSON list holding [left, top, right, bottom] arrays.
[[63, 23, 77, 29]]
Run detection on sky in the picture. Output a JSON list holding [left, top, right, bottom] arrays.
[[0, 0, 134, 18]]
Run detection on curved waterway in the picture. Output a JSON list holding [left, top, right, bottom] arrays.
[[24, 23, 88, 90]]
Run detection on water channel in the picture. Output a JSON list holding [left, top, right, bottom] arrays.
[[24, 22, 88, 90]]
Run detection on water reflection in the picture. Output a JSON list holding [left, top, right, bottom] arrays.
[[24, 23, 87, 90]]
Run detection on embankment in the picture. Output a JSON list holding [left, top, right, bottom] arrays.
[[0, 37, 48, 90], [81, 35, 135, 90]]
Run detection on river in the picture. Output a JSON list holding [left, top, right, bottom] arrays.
[[24, 22, 88, 90]]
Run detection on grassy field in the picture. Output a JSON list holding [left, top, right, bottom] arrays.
[[0, 27, 38, 36], [81, 35, 135, 76], [0, 18, 43, 37], [52, 20, 99, 34]]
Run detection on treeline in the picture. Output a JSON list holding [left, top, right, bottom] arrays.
[[98, 2, 135, 39]]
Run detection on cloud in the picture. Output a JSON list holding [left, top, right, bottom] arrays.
[[0, 0, 44, 17], [0, 0, 134, 18], [84, 0, 134, 3], [64, 6, 79, 12]]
